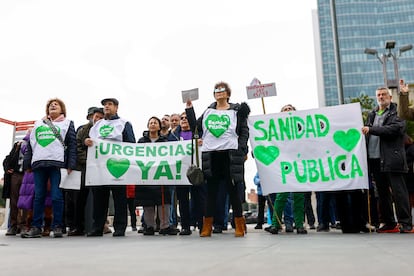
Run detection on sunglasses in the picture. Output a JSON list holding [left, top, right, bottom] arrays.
[[214, 87, 226, 93], [180, 116, 187, 120]]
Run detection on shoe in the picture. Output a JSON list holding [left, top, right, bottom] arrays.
[[309, 224, 316, 230], [268, 226, 279, 235], [51, 227, 63, 238], [400, 224, 414, 233], [254, 224, 263, 229], [285, 224, 294, 233], [138, 226, 145, 233], [297, 227, 308, 234], [68, 229, 85, 236], [212, 227, 223, 234], [5, 226, 17, 236], [113, 231, 125, 237], [42, 227, 51, 237], [143, 227, 155, 236], [21, 227, 42, 238], [377, 224, 399, 233], [103, 227, 112, 234], [179, 228, 192, 236], [86, 230, 103, 237], [131, 227, 137, 232], [159, 226, 178, 235], [316, 224, 330, 232]]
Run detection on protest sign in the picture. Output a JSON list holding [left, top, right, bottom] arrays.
[[249, 103, 368, 194], [86, 139, 193, 186], [246, 82, 276, 99]]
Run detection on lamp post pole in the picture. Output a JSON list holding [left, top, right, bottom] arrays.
[[364, 40, 413, 93]]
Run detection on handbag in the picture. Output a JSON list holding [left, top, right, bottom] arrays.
[[186, 127, 204, 186], [43, 119, 67, 150]]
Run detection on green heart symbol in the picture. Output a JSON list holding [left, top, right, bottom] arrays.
[[99, 125, 114, 138], [35, 125, 58, 147], [106, 158, 130, 179], [254, 145, 280, 166], [205, 114, 230, 138], [333, 129, 361, 152]]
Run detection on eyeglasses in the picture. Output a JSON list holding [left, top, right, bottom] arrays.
[[180, 116, 187, 120], [214, 87, 226, 93]]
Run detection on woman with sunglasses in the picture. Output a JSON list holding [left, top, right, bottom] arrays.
[[185, 81, 250, 237]]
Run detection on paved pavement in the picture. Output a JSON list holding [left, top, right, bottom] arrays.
[[1, 225, 413, 276]]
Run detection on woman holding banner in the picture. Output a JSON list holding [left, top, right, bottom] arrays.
[[185, 81, 250, 237], [268, 104, 307, 235], [135, 116, 176, 236]]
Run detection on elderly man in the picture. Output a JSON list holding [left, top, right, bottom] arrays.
[[85, 98, 136, 237], [362, 87, 413, 233]]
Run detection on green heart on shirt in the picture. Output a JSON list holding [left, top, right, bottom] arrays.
[[333, 129, 361, 152], [106, 158, 130, 179], [205, 114, 230, 138], [99, 125, 114, 138], [254, 145, 280, 166], [36, 125, 59, 147]]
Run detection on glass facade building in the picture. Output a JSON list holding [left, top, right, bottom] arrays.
[[316, 0, 414, 106]]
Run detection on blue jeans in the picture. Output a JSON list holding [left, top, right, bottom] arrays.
[[32, 167, 63, 229]]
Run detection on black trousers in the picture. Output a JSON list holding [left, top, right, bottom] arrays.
[[369, 158, 412, 226], [91, 185, 127, 233], [205, 152, 242, 218]]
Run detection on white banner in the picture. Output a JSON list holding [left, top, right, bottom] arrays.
[[86, 139, 193, 186], [249, 103, 369, 194]]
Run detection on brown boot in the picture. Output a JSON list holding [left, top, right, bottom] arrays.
[[234, 216, 246, 237], [200, 217, 213, 237]]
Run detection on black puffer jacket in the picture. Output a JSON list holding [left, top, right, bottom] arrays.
[[186, 102, 250, 183], [134, 133, 172, 206], [365, 102, 408, 173]]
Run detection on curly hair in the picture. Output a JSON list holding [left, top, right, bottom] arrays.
[[46, 98, 66, 117]]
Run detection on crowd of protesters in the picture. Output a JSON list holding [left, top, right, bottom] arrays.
[[2, 81, 414, 238]]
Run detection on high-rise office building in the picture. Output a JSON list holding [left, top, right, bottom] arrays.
[[314, 0, 414, 107]]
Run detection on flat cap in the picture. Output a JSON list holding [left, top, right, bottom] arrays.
[[101, 98, 119, 106]]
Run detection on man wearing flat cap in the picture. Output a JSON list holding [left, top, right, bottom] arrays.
[[85, 98, 136, 237]]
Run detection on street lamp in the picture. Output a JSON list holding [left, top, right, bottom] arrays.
[[364, 40, 413, 93]]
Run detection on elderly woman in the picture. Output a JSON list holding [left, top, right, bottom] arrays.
[[185, 81, 250, 237], [22, 98, 76, 238]]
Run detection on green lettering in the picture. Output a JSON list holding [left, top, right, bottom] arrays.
[[154, 161, 173, 180], [294, 160, 307, 183], [99, 143, 110, 155], [136, 161, 155, 180], [278, 117, 292, 141], [123, 146, 133, 156], [307, 159, 319, 182], [292, 117, 305, 139], [334, 155, 349, 179], [318, 159, 330, 181], [111, 144, 122, 155], [146, 146, 156, 157], [305, 115, 317, 138], [254, 120, 267, 141], [280, 162, 292, 184], [350, 154, 363, 178], [175, 144, 186, 156], [135, 146, 145, 157], [267, 119, 280, 141], [158, 145, 168, 157], [315, 114, 330, 137]]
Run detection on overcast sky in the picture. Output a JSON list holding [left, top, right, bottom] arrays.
[[0, 0, 318, 192]]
